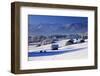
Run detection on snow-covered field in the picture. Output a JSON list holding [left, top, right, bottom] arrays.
[[28, 40, 88, 61]]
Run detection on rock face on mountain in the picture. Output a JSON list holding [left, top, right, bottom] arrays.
[[28, 23, 88, 36]]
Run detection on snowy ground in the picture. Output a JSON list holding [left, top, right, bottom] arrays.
[[28, 40, 88, 61], [29, 39, 72, 52]]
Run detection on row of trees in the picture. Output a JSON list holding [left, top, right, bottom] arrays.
[[28, 34, 88, 46], [29, 34, 87, 43]]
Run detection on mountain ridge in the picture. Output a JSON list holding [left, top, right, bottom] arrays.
[[28, 23, 88, 36]]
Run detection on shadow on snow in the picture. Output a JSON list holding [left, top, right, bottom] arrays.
[[28, 47, 87, 57]]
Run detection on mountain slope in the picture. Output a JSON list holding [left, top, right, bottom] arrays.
[[28, 23, 88, 36]]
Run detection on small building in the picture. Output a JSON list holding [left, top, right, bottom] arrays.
[[51, 37, 59, 50]]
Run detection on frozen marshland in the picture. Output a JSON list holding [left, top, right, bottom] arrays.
[[28, 39, 88, 61]]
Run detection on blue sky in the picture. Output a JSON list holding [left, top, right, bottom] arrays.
[[28, 15, 88, 36], [28, 15, 88, 24]]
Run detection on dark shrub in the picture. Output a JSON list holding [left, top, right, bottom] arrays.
[[40, 50, 43, 53], [80, 39, 85, 43], [36, 44, 41, 47], [44, 50, 46, 52], [52, 44, 58, 50], [66, 39, 74, 45]]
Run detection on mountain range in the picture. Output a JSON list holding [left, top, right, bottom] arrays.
[[28, 23, 88, 36]]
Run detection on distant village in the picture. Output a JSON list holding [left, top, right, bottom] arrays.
[[28, 33, 88, 47]]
